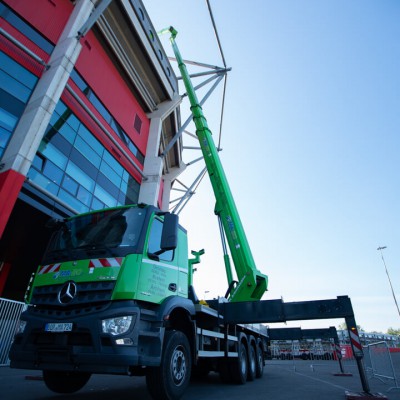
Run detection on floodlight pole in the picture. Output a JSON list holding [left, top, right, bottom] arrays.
[[377, 246, 400, 319]]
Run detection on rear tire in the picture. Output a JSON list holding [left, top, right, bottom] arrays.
[[146, 330, 191, 400], [247, 344, 256, 381], [230, 341, 248, 384], [43, 370, 91, 393], [255, 344, 264, 378]]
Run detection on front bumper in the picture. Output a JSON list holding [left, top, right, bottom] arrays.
[[9, 300, 163, 374]]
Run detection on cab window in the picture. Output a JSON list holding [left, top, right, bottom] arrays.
[[147, 218, 174, 262]]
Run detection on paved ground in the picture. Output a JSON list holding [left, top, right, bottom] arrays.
[[1, 356, 399, 400]]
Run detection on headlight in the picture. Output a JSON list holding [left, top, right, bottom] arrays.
[[101, 316, 133, 336]]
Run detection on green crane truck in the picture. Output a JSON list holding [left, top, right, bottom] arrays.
[[10, 28, 269, 400]]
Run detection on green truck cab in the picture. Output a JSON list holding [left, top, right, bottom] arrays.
[[10, 205, 200, 396]]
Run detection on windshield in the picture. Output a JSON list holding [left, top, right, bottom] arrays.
[[46, 208, 146, 254]]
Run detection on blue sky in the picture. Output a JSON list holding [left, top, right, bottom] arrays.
[[145, 1, 400, 333]]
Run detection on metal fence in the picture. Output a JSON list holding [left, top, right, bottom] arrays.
[[363, 341, 399, 391], [0, 298, 26, 366]]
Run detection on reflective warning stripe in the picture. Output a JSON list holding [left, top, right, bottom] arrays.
[[350, 330, 363, 353], [38, 264, 61, 274], [88, 258, 123, 274]]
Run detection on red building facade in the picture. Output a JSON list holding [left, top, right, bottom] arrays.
[[0, 0, 182, 299]]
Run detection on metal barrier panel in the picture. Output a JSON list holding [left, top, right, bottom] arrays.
[[363, 344, 373, 377], [366, 341, 399, 391], [0, 298, 26, 366]]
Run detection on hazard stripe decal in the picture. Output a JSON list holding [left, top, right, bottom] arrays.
[[38, 264, 61, 274], [88, 258, 123, 274]]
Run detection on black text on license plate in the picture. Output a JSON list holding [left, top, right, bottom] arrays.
[[45, 322, 73, 332]]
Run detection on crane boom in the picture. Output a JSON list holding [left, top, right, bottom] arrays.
[[164, 27, 268, 302]]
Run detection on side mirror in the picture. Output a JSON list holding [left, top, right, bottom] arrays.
[[161, 213, 178, 251]]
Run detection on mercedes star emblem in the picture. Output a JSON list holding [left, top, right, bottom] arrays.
[[58, 281, 77, 304]]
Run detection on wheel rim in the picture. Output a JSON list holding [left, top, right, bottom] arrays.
[[171, 345, 186, 385], [258, 351, 263, 368], [250, 348, 256, 372], [240, 348, 247, 375]]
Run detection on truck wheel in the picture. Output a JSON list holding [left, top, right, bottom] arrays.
[[255, 345, 264, 378], [146, 330, 191, 400], [230, 341, 248, 384], [247, 344, 256, 381], [43, 370, 91, 393]]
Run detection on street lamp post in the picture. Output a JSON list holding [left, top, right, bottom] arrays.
[[377, 246, 400, 319]]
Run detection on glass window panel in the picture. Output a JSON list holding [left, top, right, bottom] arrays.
[[99, 160, 121, 188], [65, 113, 80, 131], [70, 69, 87, 92], [74, 136, 101, 168], [0, 88, 26, 119], [77, 124, 104, 156], [125, 180, 140, 204], [0, 126, 11, 148], [88, 91, 111, 124], [122, 170, 130, 183], [0, 70, 32, 103], [118, 191, 127, 205], [119, 179, 128, 194], [0, 52, 38, 89], [48, 132, 72, 156], [48, 111, 61, 127], [62, 175, 78, 196], [40, 142, 67, 169], [77, 185, 92, 206], [66, 161, 95, 192], [54, 101, 68, 117], [97, 172, 119, 198], [27, 169, 59, 196], [147, 218, 173, 262], [31, 154, 44, 171], [102, 151, 123, 176], [43, 160, 63, 185], [69, 148, 98, 180], [94, 184, 117, 208], [91, 196, 105, 211], [58, 120, 77, 144], [0, 107, 18, 131], [58, 189, 89, 214], [110, 119, 128, 145]]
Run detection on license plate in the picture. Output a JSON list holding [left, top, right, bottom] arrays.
[[45, 322, 73, 332]]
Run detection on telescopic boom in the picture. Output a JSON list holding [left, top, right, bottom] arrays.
[[162, 27, 268, 302]]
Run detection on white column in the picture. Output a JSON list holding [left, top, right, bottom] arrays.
[[1, 0, 94, 176], [139, 94, 182, 207], [138, 117, 164, 206]]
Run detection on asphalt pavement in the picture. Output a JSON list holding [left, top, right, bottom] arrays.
[[1, 357, 400, 400]]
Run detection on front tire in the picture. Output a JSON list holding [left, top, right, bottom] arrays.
[[43, 370, 91, 393], [146, 330, 192, 400]]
